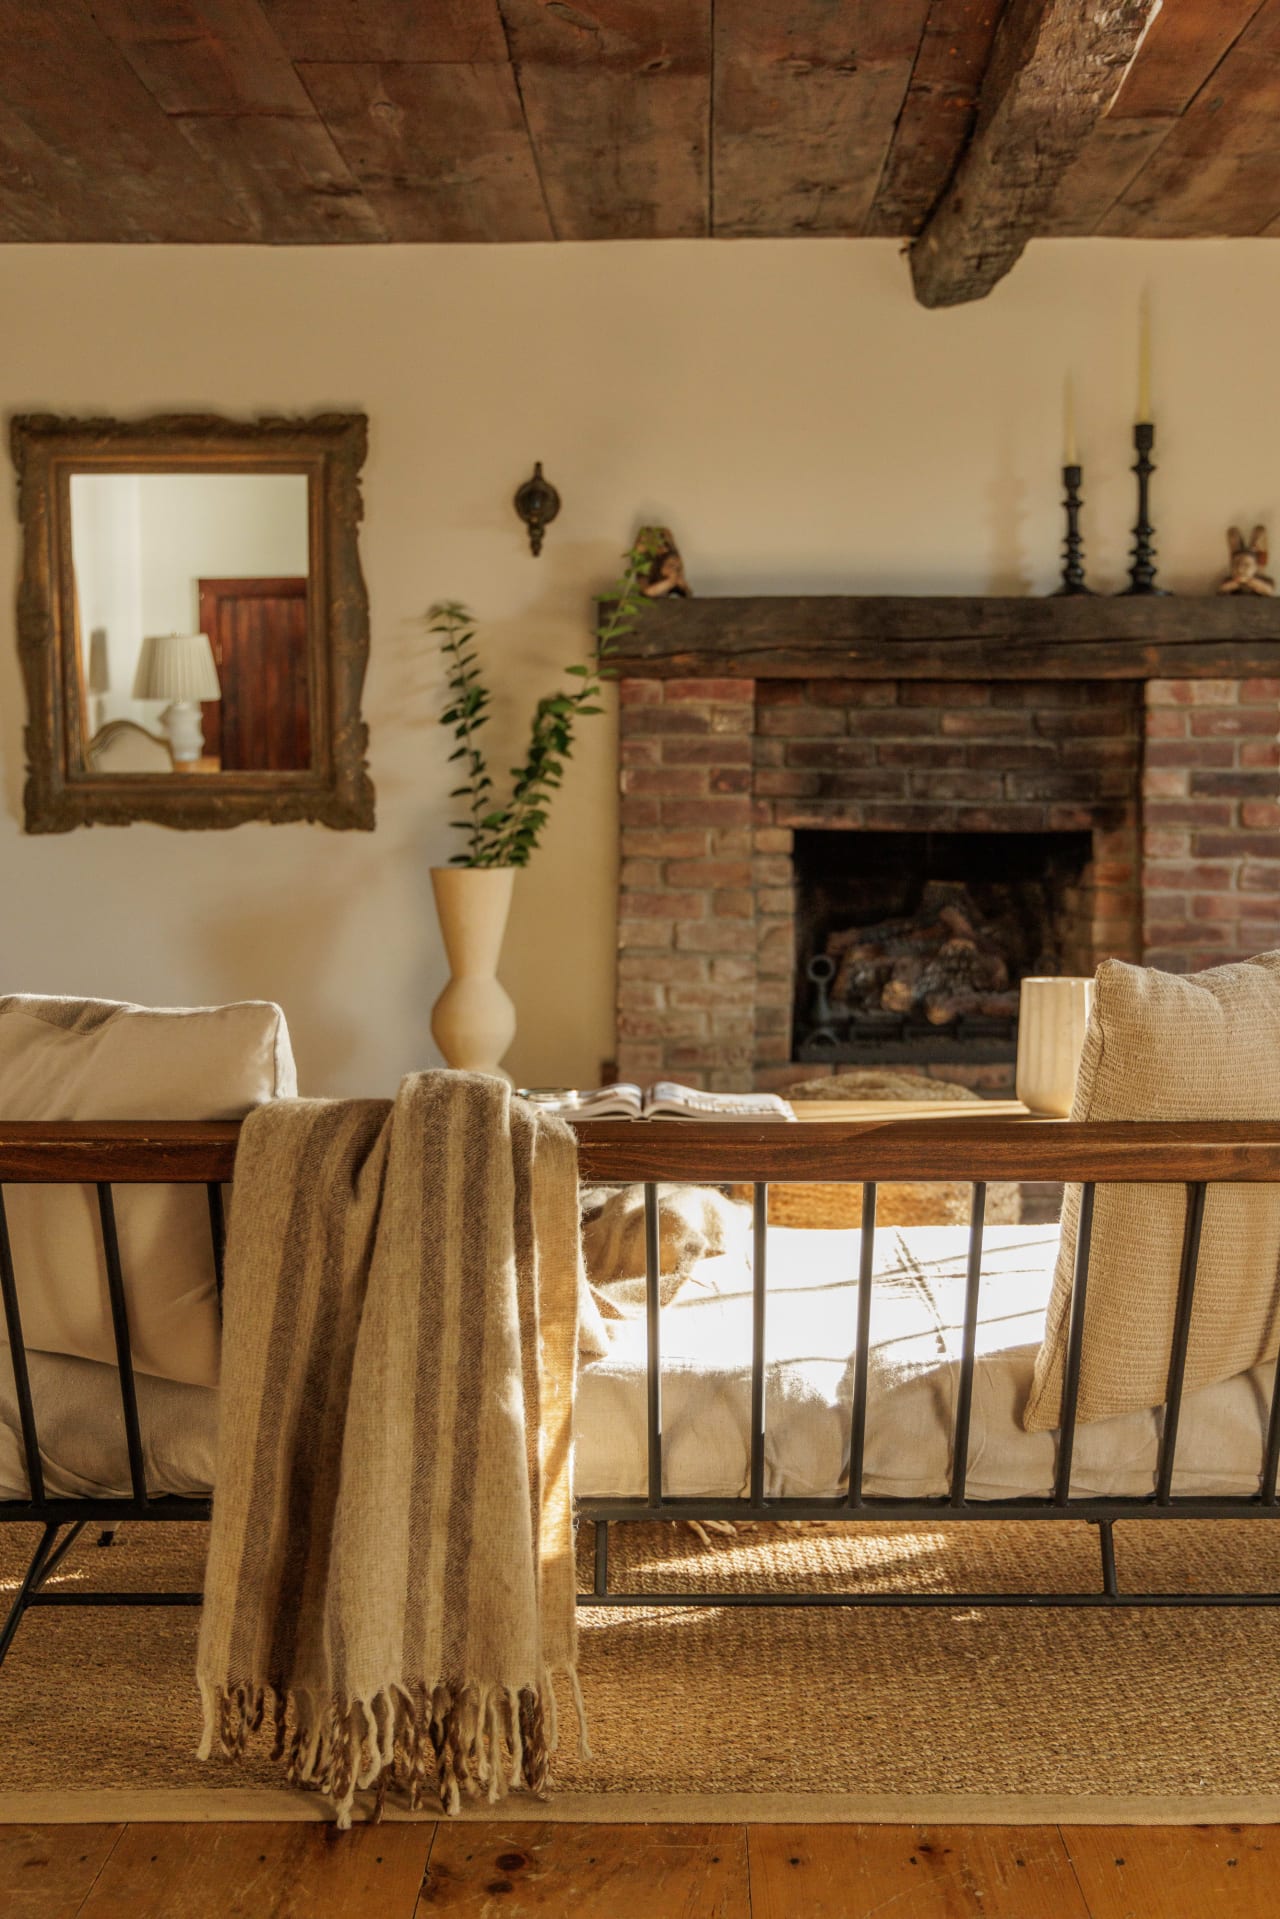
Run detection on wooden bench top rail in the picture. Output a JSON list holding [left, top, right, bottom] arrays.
[[6, 1118, 1280, 1185]]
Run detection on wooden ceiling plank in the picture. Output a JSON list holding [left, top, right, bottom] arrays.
[[0, 0, 252, 240], [712, 0, 931, 238], [867, 0, 1003, 239], [1047, 0, 1267, 233], [259, 0, 509, 65], [295, 61, 552, 241], [1100, 2, 1280, 236], [499, 2, 710, 241], [910, 0, 1163, 308], [87, 0, 384, 240]]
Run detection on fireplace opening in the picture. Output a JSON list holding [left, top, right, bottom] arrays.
[[792, 829, 1095, 1065]]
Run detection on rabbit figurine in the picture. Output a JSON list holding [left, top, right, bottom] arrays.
[[1219, 525, 1276, 595]]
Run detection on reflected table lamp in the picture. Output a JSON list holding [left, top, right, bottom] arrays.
[[131, 632, 221, 765]]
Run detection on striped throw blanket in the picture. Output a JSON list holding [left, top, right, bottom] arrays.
[[196, 1071, 584, 1825]]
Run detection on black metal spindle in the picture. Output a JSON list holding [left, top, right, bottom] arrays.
[[1054, 1183, 1096, 1506], [96, 1183, 149, 1507], [643, 1182, 662, 1509], [750, 1183, 768, 1509], [0, 1521, 59, 1668], [593, 1520, 609, 1597], [1262, 1344, 1280, 1507], [949, 1182, 986, 1510], [1156, 1182, 1206, 1506], [0, 1188, 45, 1504], [207, 1182, 226, 1308], [1098, 1519, 1119, 1599], [846, 1182, 877, 1509]]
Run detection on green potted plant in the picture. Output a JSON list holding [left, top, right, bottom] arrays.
[[428, 534, 658, 1075]]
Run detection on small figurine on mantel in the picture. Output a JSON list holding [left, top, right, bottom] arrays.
[[636, 525, 691, 598], [1218, 525, 1276, 595]]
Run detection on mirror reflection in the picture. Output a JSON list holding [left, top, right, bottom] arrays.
[[69, 471, 311, 776]]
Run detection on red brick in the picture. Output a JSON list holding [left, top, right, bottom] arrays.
[[1148, 678, 1238, 706], [662, 797, 753, 828], [1036, 707, 1137, 739], [753, 828, 794, 854], [1192, 893, 1244, 922], [1009, 771, 1110, 802], [621, 737, 662, 768], [1241, 679, 1280, 703], [622, 766, 708, 798], [758, 706, 846, 738], [755, 769, 822, 799], [1241, 741, 1280, 768], [1191, 771, 1278, 800], [755, 887, 793, 915], [619, 679, 662, 706], [667, 982, 753, 1011], [662, 735, 752, 766], [617, 981, 665, 1012], [1092, 860, 1136, 885], [1241, 801, 1280, 829], [619, 796, 661, 827], [710, 766, 752, 795], [752, 737, 787, 768], [757, 923, 794, 976], [620, 891, 705, 920], [939, 710, 1032, 737], [1144, 828, 1190, 858], [1142, 862, 1234, 891], [618, 953, 707, 984], [1241, 862, 1280, 891], [1193, 832, 1280, 859], [756, 681, 804, 705], [616, 1042, 663, 1077], [1144, 708, 1188, 739], [709, 706, 755, 735], [786, 739, 876, 768], [1144, 740, 1234, 769], [665, 678, 753, 703], [621, 827, 707, 859], [713, 888, 755, 918], [709, 826, 754, 856], [908, 771, 1003, 801], [1047, 804, 1103, 831], [1189, 709, 1277, 738], [665, 858, 752, 888], [617, 916, 673, 949], [624, 705, 711, 737], [901, 681, 990, 707], [674, 919, 757, 953], [876, 741, 968, 769], [817, 681, 897, 707], [992, 682, 1104, 708], [1144, 802, 1234, 829], [618, 1009, 707, 1042], [711, 956, 756, 986], [752, 855, 792, 885], [619, 858, 662, 889], [1145, 920, 1227, 946], [1143, 769, 1189, 798], [850, 710, 943, 737]]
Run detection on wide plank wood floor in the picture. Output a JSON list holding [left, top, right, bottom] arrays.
[[4, 1821, 1279, 1917]]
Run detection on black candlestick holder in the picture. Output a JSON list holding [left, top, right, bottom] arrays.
[[1119, 421, 1165, 595], [1052, 463, 1092, 595]]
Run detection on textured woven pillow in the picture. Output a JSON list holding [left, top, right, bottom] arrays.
[[1023, 953, 1280, 1433], [0, 995, 295, 1388]]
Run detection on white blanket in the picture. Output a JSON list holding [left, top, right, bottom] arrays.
[[0, 1224, 1273, 1505]]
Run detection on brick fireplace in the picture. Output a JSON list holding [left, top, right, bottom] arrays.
[[614, 664, 1280, 1095]]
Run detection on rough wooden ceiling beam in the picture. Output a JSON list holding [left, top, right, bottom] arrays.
[[257, 0, 507, 64], [910, 0, 1163, 307], [713, 0, 930, 238], [867, 0, 1002, 240], [497, 1, 710, 241]]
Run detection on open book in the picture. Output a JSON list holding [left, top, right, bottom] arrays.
[[518, 1080, 796, 1122]]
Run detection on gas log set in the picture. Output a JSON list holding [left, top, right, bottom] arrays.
[[803, 879, 1055, 1056]]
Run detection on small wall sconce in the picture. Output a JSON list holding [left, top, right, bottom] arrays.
[[513, 462, 560, 557]]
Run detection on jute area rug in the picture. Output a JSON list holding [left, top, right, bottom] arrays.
[[1, 1516, 1278, 1825]]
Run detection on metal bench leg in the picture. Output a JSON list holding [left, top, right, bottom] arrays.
[[0, 1522, 60, 1669]]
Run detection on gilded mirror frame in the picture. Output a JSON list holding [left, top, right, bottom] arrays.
[[11, 411, 375, 831]]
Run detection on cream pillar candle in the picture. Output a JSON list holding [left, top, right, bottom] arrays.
[[1015, 976, 1095, 1116]]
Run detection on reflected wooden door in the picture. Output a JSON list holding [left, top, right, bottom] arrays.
[[197, 577, 311, 771]]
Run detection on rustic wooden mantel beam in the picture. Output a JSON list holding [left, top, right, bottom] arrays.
[[605, 594, 1280, 681], [910, 0, 1163, 308]]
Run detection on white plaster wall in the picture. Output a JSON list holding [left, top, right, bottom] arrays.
[[2, 239, 1277, 1094]]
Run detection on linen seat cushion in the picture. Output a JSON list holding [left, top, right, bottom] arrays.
[[1023, 953, 1280, 1433], [0, 995, 295, 1388]]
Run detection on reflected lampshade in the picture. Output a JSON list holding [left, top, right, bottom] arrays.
[[87, 628, 111, 695], [132, 631, 221, 704]]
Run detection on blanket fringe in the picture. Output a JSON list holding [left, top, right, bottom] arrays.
[[200, 1670, 577, 1828]]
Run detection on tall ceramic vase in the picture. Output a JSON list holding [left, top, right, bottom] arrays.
[[430, 866, 517, 1077]]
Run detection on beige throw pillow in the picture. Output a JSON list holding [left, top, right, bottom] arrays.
[[1024, 954, 1280, 1433], [0, 995, 296, 1388]]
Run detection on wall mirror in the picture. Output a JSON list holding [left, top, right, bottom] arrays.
[[11, 413, 374, 830]]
